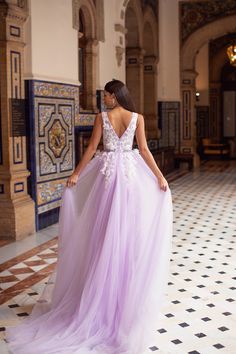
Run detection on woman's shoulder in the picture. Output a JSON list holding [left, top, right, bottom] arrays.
[[96, 112, 103, 120], [136, 112, 144, 122], [93, 112, 103, 126]]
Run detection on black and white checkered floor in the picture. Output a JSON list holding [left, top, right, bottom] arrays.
[[0, 161, 235, 353]]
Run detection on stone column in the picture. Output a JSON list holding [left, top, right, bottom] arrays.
[[126, 47, 144, 113], [180, 69, 200, 167], [143, 55, 158, 139], [85, 38, 98, 111], [0, 1, 35, 239]]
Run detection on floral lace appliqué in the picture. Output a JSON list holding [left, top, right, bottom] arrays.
[[95, 150, 116, 185], [95, 112, 139, 187]]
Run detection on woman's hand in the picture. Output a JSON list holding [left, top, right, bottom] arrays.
[[158, 176, 168, 192], [66, 172, 79, 188]]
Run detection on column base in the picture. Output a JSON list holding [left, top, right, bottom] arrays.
[[0, 196, 35, 240]]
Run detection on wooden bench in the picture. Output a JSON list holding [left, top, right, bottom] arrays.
[[202, 138, 230, 159]]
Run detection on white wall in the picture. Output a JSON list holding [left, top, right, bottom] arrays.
[[157, 0, 180, 101], [97, 0, 125, 89], [195, 43, 209, 106], [24, 0, 78, 85]]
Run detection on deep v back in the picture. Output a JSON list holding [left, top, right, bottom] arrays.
[[101, 111, 138, 152], [106, 111, 134, 139]]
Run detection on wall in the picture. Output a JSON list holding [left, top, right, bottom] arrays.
[[195, 43, 209, 106], [97, 0, 125, 88], [23, 0, 80, 230], [24, 0, 78, 85], [158, 0, 180, 101]]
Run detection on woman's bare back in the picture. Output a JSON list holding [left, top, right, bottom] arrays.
[[106, 107, 136, 139]]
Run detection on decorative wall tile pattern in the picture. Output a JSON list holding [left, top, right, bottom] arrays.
[[27, 80, 79, 229], [196, 106, 209, 141], [182, 91, 191, 140], [34, 81, 79, 122], [158, 101, 180, 150], [35, 98, 74, 183], [75, 113, 96, 126], [10, 51, 24, 166], [37, 179, 66, 212]]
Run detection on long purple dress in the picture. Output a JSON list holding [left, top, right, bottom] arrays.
[[6, 111, 173, 354]]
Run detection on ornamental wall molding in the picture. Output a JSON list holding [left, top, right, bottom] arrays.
[[114, 23, 127, 35], [0, 3, 28, 23], [6, 6, 28, 23], [116, 46, 125, 67]]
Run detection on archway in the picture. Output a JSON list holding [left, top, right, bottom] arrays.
[[221, 64, 236, 150], [209, 34, 236, 146], [73, 0, 98, 111], [180, 14, 236, 165]]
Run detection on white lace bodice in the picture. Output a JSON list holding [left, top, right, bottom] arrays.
[[102, 111, 137, 152], [95, 111, 139, 186]]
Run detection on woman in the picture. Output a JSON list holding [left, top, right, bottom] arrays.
[[6, 80, 172, 354]]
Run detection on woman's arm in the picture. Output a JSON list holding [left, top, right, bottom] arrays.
[[135, 114, 168, 191], [66, 113, 103, 187]]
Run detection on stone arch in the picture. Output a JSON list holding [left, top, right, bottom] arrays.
[[182, 15, 236, 71], [125, 0, 143, 47], [180, 14, 236, 164], [126, 6, 140, 47], [72, 0, 98, 111], [73, 0, 97, 39]]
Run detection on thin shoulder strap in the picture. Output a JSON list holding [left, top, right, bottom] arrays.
[[133, 112, 138, 127], [101, 111, 107, 125]]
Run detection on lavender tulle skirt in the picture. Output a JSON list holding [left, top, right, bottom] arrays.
[[6, 150, 173, 354]]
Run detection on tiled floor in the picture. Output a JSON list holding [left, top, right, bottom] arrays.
[[0, 161, 235, 354]]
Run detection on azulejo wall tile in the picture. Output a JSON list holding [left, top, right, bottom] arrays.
[[27, 80, 79, 229], [37, 178, 67, 214], [76, 113, 96, 126]]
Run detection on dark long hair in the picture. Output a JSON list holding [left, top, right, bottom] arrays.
[[104, 79, 136, 113]]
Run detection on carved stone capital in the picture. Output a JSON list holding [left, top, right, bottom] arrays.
[[6, 3, 28, 24], [181, 69, 198, 87]]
